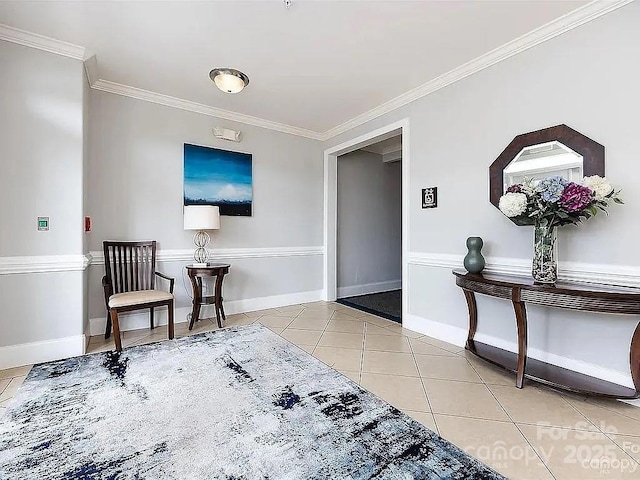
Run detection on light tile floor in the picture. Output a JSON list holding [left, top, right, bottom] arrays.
[[2, 301, 640, 479]]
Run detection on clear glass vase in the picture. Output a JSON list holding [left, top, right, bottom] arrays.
[[532, 222, 558, 284]]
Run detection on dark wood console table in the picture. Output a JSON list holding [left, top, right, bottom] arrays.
[[453, 269, 640, 399], [186, 264, 230, 330]]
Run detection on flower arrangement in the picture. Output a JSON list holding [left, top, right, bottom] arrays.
[[498, 175, 623, 227], [499, 175, 622, 284]]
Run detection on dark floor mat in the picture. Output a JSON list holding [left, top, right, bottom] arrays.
[[337, 289, 401, 323]]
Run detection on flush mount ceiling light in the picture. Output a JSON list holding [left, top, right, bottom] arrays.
[[209, 68, 250, 94]]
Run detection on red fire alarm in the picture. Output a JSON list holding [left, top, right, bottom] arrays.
[[84, 216, 91, 232]]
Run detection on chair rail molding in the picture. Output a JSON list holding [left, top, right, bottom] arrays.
[[0, 254, 92, 275], [407, 252, 640, 289], [0, 248, 323, 275], [88, 246, 325, 265]]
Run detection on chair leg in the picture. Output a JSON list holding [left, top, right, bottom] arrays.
[[111, 309, 123, 352], [168, 300, 175, 340], [150, 307, 155, 330], [105, 311, 112, 339]]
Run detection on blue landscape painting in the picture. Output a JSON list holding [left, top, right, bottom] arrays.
[[184, 143, 252, 216]]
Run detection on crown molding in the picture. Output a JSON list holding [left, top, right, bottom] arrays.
[[83, 54, 99, 86], [0, 23, 88, 60], [2, 0, 631, 141], [91, 79, 324, 141], [321, 0, 634, 141]]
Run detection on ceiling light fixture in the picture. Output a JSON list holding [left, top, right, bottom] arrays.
[[209, 68, 250, 94]]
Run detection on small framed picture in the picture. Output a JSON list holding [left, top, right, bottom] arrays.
[[422, 187, 438, 209]]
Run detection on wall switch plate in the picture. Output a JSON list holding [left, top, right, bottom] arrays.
[[422, 187, 438, 208], [37, 216, 49, 231]]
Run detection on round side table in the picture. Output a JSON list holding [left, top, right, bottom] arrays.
[[185, 264, 230, 329]]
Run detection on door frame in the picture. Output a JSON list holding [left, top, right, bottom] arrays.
[[323, 118, 410, 323]]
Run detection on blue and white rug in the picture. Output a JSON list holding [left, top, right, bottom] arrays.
[[0, 324, 504, 479]]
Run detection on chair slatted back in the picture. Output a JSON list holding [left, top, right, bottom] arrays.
[[103, 241, 157, 294]]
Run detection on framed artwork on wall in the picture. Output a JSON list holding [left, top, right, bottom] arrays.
[[183, 143, 253, 216]]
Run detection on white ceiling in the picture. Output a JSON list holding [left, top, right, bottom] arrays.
[[0, 1, 591, 134]]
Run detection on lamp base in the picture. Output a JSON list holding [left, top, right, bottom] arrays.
[[191, 262, 208, 267]]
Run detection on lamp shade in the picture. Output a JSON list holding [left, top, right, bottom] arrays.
[[184, 205, 220, 230]]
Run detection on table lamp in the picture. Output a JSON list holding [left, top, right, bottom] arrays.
[[183, 205, 220, 266]]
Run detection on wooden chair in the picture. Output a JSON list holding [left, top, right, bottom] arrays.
[[102, 241, 175, 352]]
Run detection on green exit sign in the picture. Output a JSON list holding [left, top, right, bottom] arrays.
[[37, 217, 49, 231]]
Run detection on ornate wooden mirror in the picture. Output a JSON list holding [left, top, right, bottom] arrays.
[[489, 124, 605, 225]]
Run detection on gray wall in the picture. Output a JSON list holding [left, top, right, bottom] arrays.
[[0, 41, 86, 347], [337, 150, 401, 294], [0, 41, 84, 257], [87, 90, 324, 320], [323, 2, 640, 377]]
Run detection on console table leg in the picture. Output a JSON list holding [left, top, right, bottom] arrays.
[[630, 321, 640, 395], [463, 289, 478, 349], [513, 300, 528, 389]]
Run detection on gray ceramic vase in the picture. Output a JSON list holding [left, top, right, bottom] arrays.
[[464, 237, 485, 274]]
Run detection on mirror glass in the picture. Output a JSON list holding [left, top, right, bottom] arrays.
[[502, 141, 583, 192]]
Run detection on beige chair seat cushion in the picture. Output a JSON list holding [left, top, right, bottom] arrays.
[[108, 290, 173, 308]]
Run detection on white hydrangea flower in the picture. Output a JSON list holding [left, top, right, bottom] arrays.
[[498, 192, 528, 217], [583, 175, 613, 200]]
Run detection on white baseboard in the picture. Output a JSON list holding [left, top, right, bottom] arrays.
[[225, 289, 323, 315], [404, 314, 467, 347], [337, 280, 401, 298], [0, 335, 86, 370], [404, 314, 635, 390], [89, 289, 324, 337]]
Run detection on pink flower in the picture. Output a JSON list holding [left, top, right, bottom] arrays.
[[559, 183, 594, 212]]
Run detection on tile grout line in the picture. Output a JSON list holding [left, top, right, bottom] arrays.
[[462, 359, 560, 478], [359, 322, 367, 384], [601, 430, 640, 465], [471, 365, 557, 480], [558, 393, 640, 466], [309, 305, 340, 361], [555, 391, 608, 433], [275, 305, 327, 357], [407, 338, 438, 436], [582, 397, 640, 423]]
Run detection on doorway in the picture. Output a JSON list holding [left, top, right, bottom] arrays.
[[335, 135, 402, 322], [323, 119, 410, 324]]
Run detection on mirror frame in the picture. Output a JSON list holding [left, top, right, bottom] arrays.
[[489, 124, 605, 224]]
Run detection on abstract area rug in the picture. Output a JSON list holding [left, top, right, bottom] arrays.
[[0, 325, 504, 479], [338, 289, 402, 323]]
